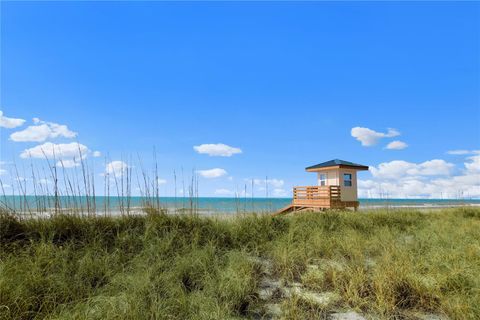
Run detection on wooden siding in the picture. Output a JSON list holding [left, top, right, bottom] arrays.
[[292, 185, 358, 209]]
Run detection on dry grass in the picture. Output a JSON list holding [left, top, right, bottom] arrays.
[[1, 207, 479, 319]]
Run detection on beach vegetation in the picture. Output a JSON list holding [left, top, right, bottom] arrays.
[[1, 207, 479, 319]]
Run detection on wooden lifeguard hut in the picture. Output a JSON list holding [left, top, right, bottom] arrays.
[[274, 159, 369, 215]]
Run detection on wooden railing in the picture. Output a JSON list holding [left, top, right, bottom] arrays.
[[292, 185, 341, 207], [293, 185, 341, 200]]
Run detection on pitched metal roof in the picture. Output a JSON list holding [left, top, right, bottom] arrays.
[[306, 159, 369, 171]]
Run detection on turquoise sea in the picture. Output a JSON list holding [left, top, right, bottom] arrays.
[[1, 196, 479, 214]]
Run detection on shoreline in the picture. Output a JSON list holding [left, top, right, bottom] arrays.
[[5, 203, 479, 220]]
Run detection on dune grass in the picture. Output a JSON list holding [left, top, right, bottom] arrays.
[[1, 207, 479, 319]]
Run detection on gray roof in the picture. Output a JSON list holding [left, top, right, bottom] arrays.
[[306, 159, 369, 171]]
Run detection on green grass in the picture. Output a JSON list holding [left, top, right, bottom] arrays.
[[1, 208, 479, 319]]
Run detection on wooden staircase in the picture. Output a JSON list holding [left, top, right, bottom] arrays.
[[273, 204, 295, 216], [272, 204, 323, 216]]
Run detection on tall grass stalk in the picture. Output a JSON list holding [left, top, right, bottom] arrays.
[[0, 149, 196, 217]]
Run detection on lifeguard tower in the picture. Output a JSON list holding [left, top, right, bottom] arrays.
[[274, 159, 369, 215]]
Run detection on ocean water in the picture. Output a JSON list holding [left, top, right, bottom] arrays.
[[1, 196, 479, 214]]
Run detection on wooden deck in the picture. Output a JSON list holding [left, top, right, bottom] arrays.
[[273, 185, 359, 216]]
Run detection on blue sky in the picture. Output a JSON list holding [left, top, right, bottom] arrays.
[[1, 2, 479, 198]]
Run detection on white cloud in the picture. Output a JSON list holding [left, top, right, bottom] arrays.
[[20, 142, 89, 160], [370, 159, 454, 180], [359, 179, 431, 198], [0, 161, 7, 176], [21, 142, 93, 170], [157, 178, 167, 185], [351, 127, 400, 146], [447, 150, 480, 155], [38, 178, 51, 185], [465, 155, 480, 174], [193, 143, 242, 157], [214, 188, 234, 196], [252, 178, 285, 188], [56, 159, 81, 168], [359, 175, 480, 199], [105, 161, 128, 178], [0, 111, 26, 128], [272, 188, 288, 197], [409, 160, 455, 176], [92, 151, 102, 157], [386, 140, 408, 150], [359, 157, 480, 199], [10, 118, 77, 142], [431, 172, 480, 198], [197, 168, 227, 178]]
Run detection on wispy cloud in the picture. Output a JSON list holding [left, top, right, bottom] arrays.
[[214, 188, 234, 196], [56, 159, 81, 168], [0, 161, 7, 176], [351, 127, 400, 147], [10, 118, 77, 142], [197, 168, 227, 178], [105, 161, 129, 178], [20, 142, 89, 160], [0, 111, 25, 129], [38, 178, 51, 185], [386, 140, 408, 150], [272, 188, 288, 197], [446, 149, 480, 155], [193, 143, 242, 157], [250, 178, 285, 188]]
